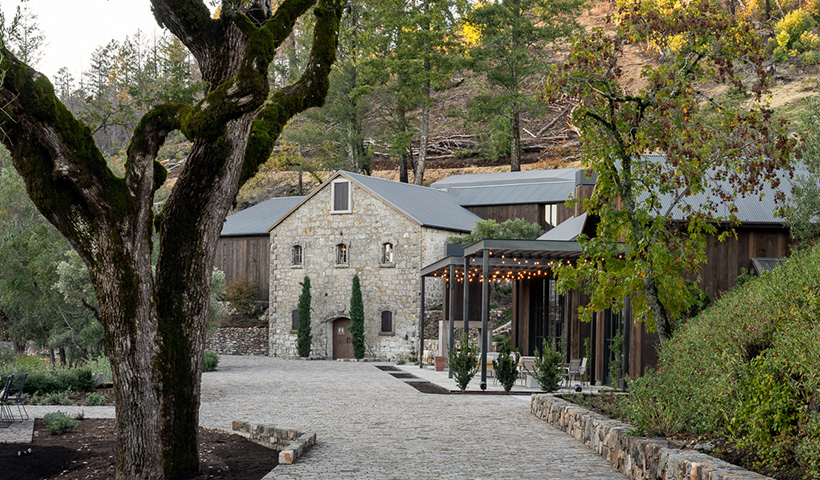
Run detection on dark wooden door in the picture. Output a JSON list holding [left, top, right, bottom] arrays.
[[332, 318, 353, 359]]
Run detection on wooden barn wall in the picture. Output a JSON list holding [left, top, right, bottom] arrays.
[[466, 203, 574, 230], [214, 236, 270, 302], [442, 279, 483, 326], [700, 227, 790, 298]]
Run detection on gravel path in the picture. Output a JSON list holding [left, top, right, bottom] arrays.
[[199, 356, 625, 480], [3, 355, 626, 479]]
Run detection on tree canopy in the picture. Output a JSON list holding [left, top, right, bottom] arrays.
[[545, 0, 795, 340]]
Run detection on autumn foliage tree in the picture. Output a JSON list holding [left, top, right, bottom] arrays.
[[545, 0, 794, 341], [0, 0, 343, 478]]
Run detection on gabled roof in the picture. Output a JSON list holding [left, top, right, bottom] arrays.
[[267, 171, 482, 233], [220, 196, 305, 236], [430, 168, 593, 206]]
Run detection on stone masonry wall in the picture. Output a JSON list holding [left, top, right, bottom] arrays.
[[268, 180, 462, 361], [207, 327, 269, 356], [531, 394, 773, 480]]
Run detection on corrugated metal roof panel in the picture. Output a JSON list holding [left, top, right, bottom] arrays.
[[445, 182, 576, 206], [220, 196, 305, 236], [430, 168, 585, 206], [343, 172, 482, 232], [538, 213, 587, 241]]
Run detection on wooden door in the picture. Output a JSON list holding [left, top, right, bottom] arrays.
[[332, 318, 353, 359]]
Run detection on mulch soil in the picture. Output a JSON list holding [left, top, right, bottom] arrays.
[[0, 419, 278, 480]]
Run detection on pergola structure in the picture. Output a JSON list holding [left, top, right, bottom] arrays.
[[419, 239, 582, 389]]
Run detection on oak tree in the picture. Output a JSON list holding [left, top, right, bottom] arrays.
[[545, 0, 794, 341], [0, 0, 344, 478]]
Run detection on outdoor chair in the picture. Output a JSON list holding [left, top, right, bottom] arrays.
[[518, 356, 536, 387], [564, 359, 582, 387], [0, 374, 14, 427], [8, 373, 28, 421]]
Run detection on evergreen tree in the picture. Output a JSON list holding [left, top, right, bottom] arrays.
[[297, 276, 312, 357], [466, 0, 583, 170], [350, 274, 365, 359]]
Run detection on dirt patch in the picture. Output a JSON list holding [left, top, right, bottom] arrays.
[[0, 419, 278, 480], [405, 382, 452, 395], [387, 372, 415, 379], [374, 365, 401, 371]]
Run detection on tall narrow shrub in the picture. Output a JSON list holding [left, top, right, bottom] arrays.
[[297, 276, 312, 357], [350, 274, 365, 359], [493, 337, 520, 392]]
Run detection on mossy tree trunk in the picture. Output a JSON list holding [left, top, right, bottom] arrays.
[[0, 1, 343, 478]]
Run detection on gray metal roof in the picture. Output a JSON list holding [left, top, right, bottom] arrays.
[[635, 154, 798, 224], [430, 168, 591, 206], [220, 196, 305, 236], [342, 172, 481, 232], [538, 213, 587, 241]]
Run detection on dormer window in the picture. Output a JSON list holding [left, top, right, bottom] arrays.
[[381, 242, 394, 264], [292, 245, 303, 265], [331, 180, 351, 213], [336, 243, 349, 265]]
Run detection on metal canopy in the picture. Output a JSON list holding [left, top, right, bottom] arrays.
[[420, 239, 582, 279]]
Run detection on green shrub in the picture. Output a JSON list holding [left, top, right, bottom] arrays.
[[773, 46, 790, 63], [43, 411, 78, 435], [85, 392, 109, 406], [803, 50, 820, 66], [776, 9, 816, 52], [766, 37, 779, 56], [297, 276, 312, 357], [802, 30, 820, 50], [225, 277, 258, 315], [526, 338, 564, 392], [350, 275, 365, 359], [608, 330, 624, 387], [623, 243, 820, 477], [42, 391, 72, 405], [492, 338, 520, 392], [448, 333, 478, 391], [203, 350, 219, 372]]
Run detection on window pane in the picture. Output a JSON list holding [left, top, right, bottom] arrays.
[[382, 243, 394, 264], [291, 310, 299, 331], [292, 245, 302, 265], [381, 311, 393, 333], [336, 244, 348, 264], [333, 181, 349, 211]]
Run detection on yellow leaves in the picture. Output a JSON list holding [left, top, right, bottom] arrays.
[[459, 20, 481, 46]]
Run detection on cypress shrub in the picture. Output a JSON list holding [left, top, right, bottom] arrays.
[[297, 276, 312, 357], [350, 274, 365, 359]]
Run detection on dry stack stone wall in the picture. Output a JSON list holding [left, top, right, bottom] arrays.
[[207, 327, 269, 356], [530, 394, 772, 480]]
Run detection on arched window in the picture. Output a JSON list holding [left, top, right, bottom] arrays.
[[336, 243, 348, 265], [292, 245, 303, 265], [380, 310, 393, 334], [381, 242, 394, 264]]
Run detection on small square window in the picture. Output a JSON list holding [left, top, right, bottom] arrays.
[[380, 310, 393, 334], [291, 309, 299, 331], [332, 180, 351, 213], [292, 245, 303, 265], [382, 243, 394, 264], [336, 243, 348, 265]]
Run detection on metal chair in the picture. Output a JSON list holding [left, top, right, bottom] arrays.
[[8, 373, 28, 421], [0, 374, 14, 427], [564, 359, 582, 387]]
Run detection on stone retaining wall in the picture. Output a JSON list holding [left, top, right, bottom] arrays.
[[231, 421, 316, 465], [530, 394, 773, 480], [207, 327, 268, 356]]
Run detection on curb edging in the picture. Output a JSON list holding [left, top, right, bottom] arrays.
[[530, 394, 773, 480], [231, 421, 316, 466]]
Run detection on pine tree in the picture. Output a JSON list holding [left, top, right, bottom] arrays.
[[350, 274, 365, 359], [466, 0, 582, 170], [296, 276, 312, 357]]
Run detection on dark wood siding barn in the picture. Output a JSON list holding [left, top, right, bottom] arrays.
[[214, 236, 270, 302]]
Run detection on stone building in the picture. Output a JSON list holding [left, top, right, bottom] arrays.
[[267, 171, 481, 360]]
